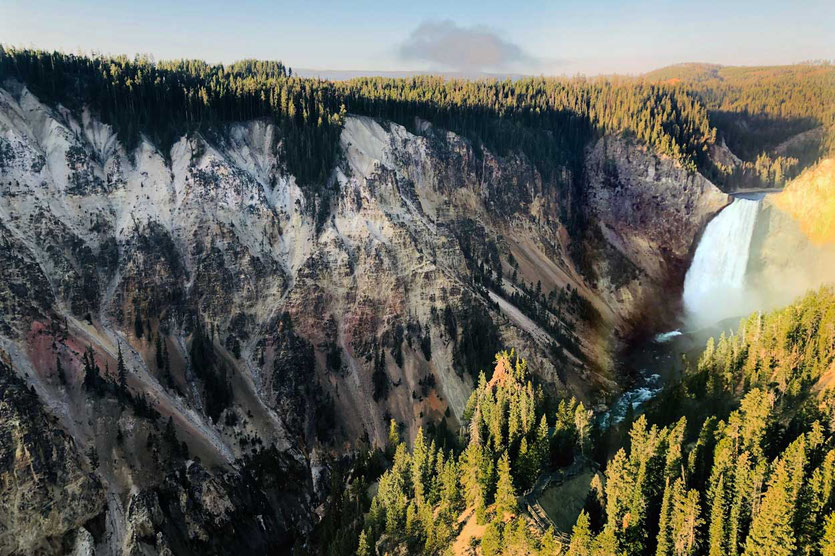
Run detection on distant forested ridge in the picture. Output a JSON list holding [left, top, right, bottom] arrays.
[[646, 62, 835, 189], [2, 49, 831, 198], [0, 47, 710, 189], [0, 48, 346, 186]]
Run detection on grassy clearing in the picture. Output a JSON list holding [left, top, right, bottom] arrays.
[[536, 469, 595, 533]]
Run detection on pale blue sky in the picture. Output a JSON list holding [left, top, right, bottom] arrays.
[[2, 0, 833, 75]]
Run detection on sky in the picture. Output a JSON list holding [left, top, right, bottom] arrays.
[[2, 0, 834, 76]]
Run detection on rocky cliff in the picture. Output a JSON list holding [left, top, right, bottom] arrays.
[[770, 158, 835, 244], [585, 135, 729, 336], [0, 82, 728, 554], [747, 158, 835, 315]]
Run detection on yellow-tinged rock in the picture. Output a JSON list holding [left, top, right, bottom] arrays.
[[772, 158, 835, 244]]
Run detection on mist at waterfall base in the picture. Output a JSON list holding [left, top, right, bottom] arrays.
[[682, 192, 835, 330], [682, 197, 762, 329], [603, 192, 835, 429]]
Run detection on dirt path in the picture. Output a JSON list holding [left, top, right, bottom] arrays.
[[451, 508, 485, 556]]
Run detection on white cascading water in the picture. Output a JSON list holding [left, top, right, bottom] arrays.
[[601, 196, 764, 429], [682, 197, 762, 327]]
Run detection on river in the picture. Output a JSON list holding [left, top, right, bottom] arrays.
[[601, 192, 771, 428]]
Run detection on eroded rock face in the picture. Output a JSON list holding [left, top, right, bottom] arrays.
[[0, 84, 727, 553], [0, 359, 105, 555], [585, 135, 729, 334], [122, 451, 312, 555], [770, 158, 835, 245], [747, 177, 835, 316]]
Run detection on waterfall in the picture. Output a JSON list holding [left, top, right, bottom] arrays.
[[682, 197, 762, 327]]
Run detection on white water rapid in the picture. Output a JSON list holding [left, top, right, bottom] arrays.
[[682, 196, 762, 327]]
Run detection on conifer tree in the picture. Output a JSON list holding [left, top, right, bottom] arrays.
[[411, 428, 429, 503], [707, 477, 727, 556], [155, 333, 164, 369], [535, 414, 550, 470], [575, 401, 592, 456], [439, 455, 461, 512], [56, 354, 66, 386], [587, 473, 606, 528], [657, 478, 675, 556], [670, 481, 701, 556], [593, 526, 620, 555], [540, 526, 561, 555], [356, 530, 371, 556], [461, 441, 487, 522], [164, 416, 178, 451], [495, 453, 517, 516], [665, 418, 687, 480], [482, 522, 503, 556], [404, 501, 419, 541], [134, 308, 144, 339], [515, 437, 536, 490], [821, 513, 835, 556], [163, 339, 171, 385], [568, 511, 593, 556], [744, 460, 796, 556], [82, 345, 100, 392], [604, 449, 631, 534], [386, 419, 400, 458]]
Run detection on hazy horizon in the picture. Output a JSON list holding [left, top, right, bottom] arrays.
[[0, 46, 830, 81], [3, 0, 834, 77]]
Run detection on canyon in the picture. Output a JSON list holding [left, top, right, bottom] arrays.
[[0, 77, 831, 555]]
